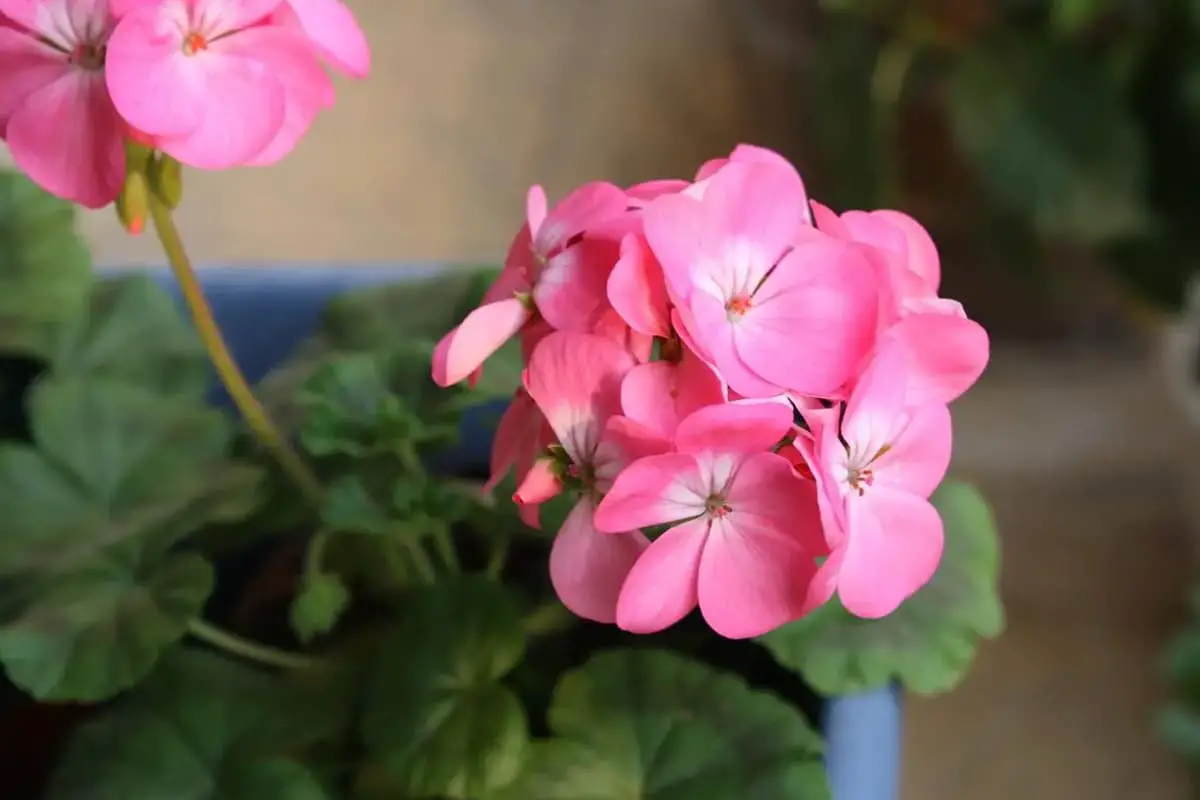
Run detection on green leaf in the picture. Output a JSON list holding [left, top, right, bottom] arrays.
[[1049, 0, 1114, 36], [297, 347, 460, 458], [47, 275, 209, 396], [361, 576, 529, 798], [289, 571, 351, 644], [0, 167, 92, 355], [321, 474, 395, 535], [1159, 706, 1200, 761], [947, 41, 1150, 245], [761, 481, 1003, 696], [47, 648, 334, 800], [498, 649, 828, 800], [0, 377, 259, 700], [257, 267, 501, 430]]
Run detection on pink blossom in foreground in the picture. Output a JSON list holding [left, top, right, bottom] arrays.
[[642, 160, 879, 399], [0, 0, 126, 207], [812, 201, 990, 405], [594, 402, 828, 638], [798, 344, 953, 618], [433, 142, 990, 636], [519, 331, 654, 624], [433, 182, 628, 387]]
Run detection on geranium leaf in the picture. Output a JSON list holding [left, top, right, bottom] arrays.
[[360, 576, 529, 798], [497, 648, 828, 800], [46, 275, 209, 397], [0, 168, 92, 356], [760, 481, 1003, 696], [46, 648, 334, 800], [0, 377, 260, 701], [289, 571, 351, 644]]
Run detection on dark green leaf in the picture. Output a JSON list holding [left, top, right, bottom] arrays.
[[761, 481, 1003, 695], [1159, 706, 1200, 761], [361, 576, 529, 798], [47, 649, 334, 800], [321, 474, 395, 535], [498, 649, 828, 800], [0, 168, 92, 355], [47, 275, 209, 396], [297, 347, 459, 458], [948, 41, 1150, 244], [290, 571, 351, 644], [0, 378, 259, 700]]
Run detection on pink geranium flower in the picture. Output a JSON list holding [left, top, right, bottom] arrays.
[[593, 402, 828, 639], [0, 0, 126, 207], [812, 200, 990, 404], [105, 0, 335, 169], [519, 331, 656, 624], [643, 160, 879, 399], [432, 183, 628, 387], [798, 344, 952, 618]]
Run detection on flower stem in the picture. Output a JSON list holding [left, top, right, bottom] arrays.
[[869, 34, 920, 207], [188, 618, 323, 671], [146, 195, 324, 503]]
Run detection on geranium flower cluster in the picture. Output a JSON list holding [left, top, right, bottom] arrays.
[[433, 145, 990, 640], [0, 0, 368, 208]]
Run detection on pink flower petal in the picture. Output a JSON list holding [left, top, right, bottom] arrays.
[[284, 0, 369, 77], [626, 178, 688, 205], [674, 401, 793, 457], [838, 486, 944, 618], [484, 389, 546, 494], [154, 26, 301, 168], [106, 4, 207, 136], [513, 456, 562, 507], [797, 408, 851, 547], [0, 28, 66, 135], [874, 402, 952, 499], [592, 452, 706, 532], [687, 290, 784, 399], [533, 238, 619, 332], [735, 232, 879, 397], [549, 498, 649, 625], [525, 185, 548, 236], [523, 331, 635, 463], [7, 68, 125, 207], [841, 339, 909, 452], [697, 453, 824, 638], [615, 516, 707, 634], [431, 297, 531, 387], [242, 9, 334, 166], [884, 312, 990, 406], [607, 233, 671, 339], [872, 209, 941, 291], [534, 181, 627, 256], [619, 362, 681, 441]]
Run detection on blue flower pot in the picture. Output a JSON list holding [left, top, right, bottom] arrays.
[[138, 264, 903, 800]]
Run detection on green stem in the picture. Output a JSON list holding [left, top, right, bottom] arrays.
[[303, 530, 331, 583], [430, 523, 460, 573], [188, 618, 323, 671], [485, 535, 510, 579], [523, 602, 574, 637], [869, 35, 920, 207], [147, 194, 324, 504], [404, 541, 438, 584]]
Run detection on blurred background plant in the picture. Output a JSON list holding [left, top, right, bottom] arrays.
[[735, 0, 1200, 336]]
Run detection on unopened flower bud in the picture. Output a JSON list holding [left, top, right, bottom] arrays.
[[149, 155, 183, 210], [513, 458, 563, 507], [115, 170, 150, 236]]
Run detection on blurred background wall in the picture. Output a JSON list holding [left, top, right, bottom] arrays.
[[66, 1, 1200, 797]]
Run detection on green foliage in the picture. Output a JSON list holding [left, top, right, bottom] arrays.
[[761, 482, 1003, 695], [1160, 588, 1200, 767], [497, 649, 829, 800], [0, 377, 257, 701], [360, 577, 530, 798], [0, 169, 92, 355], [947, 40, 1149, 246], [0, 165, 1003, 797], [808, 1, 1200, 309], [46, 649, 337, 800]]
